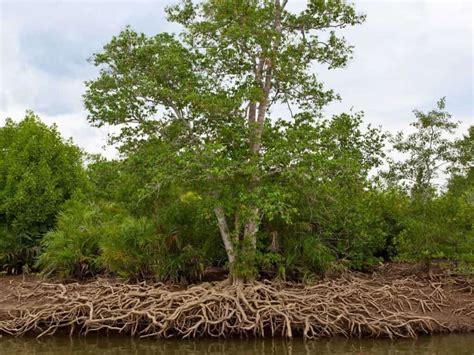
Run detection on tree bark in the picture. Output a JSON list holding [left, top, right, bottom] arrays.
[[243, 206, 259, 253], [214, 206, 235, 266]]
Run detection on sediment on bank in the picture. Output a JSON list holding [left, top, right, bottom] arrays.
[[0, 269, 472, 339]]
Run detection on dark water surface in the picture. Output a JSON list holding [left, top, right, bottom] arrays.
[[1, 334, 473, 355]]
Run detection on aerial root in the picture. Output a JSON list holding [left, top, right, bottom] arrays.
[[0, 275, 464, 339]]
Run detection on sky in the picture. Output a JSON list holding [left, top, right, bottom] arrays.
[[0, 0, 472, 159]]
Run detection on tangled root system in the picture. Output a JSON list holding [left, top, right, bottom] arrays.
[[0, 274, 472, 339]]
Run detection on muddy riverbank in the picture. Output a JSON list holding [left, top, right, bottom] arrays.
[[0, 264, 472, 339]]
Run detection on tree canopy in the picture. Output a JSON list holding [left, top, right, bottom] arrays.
[[84, 0, 366, 281]]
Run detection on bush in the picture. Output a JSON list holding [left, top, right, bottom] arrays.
[[37, 196, 211, 282], [253, 185, 405, 281], [395, 191, 474, 266], [0, 224, 41, 274], [98, 216, 159, 279], [293, 186, 391, 271], [152, 239, 205, 283], [0, 113, 86, 271], [104, 230, 207, 283], [36, 200, 124, 278], [285, 235, 338, 280]]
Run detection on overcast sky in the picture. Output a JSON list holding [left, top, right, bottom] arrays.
[[0, 0, 472, 158]]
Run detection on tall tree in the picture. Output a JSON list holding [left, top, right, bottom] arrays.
[[387, 98, 459, 196], [447, 126, 474, 196], [84, 0, 365, 281]]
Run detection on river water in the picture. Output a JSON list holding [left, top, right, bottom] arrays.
[[1, 334, 473, 354]]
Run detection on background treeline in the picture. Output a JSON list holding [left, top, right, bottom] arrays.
[[1, 106, 472, 282]]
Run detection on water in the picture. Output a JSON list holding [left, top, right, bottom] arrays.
[[1, 334, 473, 355]]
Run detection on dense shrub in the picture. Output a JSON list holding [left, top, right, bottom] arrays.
[[100, 225, 207, 283], [0, 225, 41, 273], [88, 141, 227, 276], [4, 110, 472, 282], [387, 116, 473, 267], [289, 185, 391, 271], [395, 191, 474, 266], [272, 235, 338, 281], [37, 200, 123, 278], [0, 113, 87, 271], [37, 195, 219, 282]]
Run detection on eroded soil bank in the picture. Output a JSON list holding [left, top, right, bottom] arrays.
[[0, 264, 472, 339]]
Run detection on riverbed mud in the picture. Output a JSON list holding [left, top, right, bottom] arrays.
[[0, 264, 472, 339]]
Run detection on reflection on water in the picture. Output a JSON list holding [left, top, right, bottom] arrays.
[[0, 334, 473, 355]]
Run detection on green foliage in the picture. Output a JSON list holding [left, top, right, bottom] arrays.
[[370, 188, 409, 261], [2, 2, 471, 283], [37, 194, 218, 282], [283, 235, 337, 280], [0, 225, 41, 274], [151, 237, 205, 284], [273, 112, 388, 270], [395, 191, 474, 265], [98, 190, 217, 282], [448, 126, 474, 197], [385, 106, 473, 266], [85, 155, 123, 202], [0, 112, 86, 271], [276, 188, 390, 273], [386, 98, 459, 195], [392, 125, 472, 265], [98, 216, 159, 279], [37, 200, 121, 278], [84, 0, 365, 280]]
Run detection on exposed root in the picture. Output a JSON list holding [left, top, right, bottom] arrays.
[[0, 274, 471, 339]]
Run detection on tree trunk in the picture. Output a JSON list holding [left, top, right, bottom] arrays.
[[216, 0, 283, 283], [242, 206, 260, 264], [214, 206, 235, 267]]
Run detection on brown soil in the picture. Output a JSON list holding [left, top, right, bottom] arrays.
[[0, 263, 472, 339]]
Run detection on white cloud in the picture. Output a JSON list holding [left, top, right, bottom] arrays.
[[0, 0, 472, 161], [0, 1, 172, 158], [316, 1, 472, 132]]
